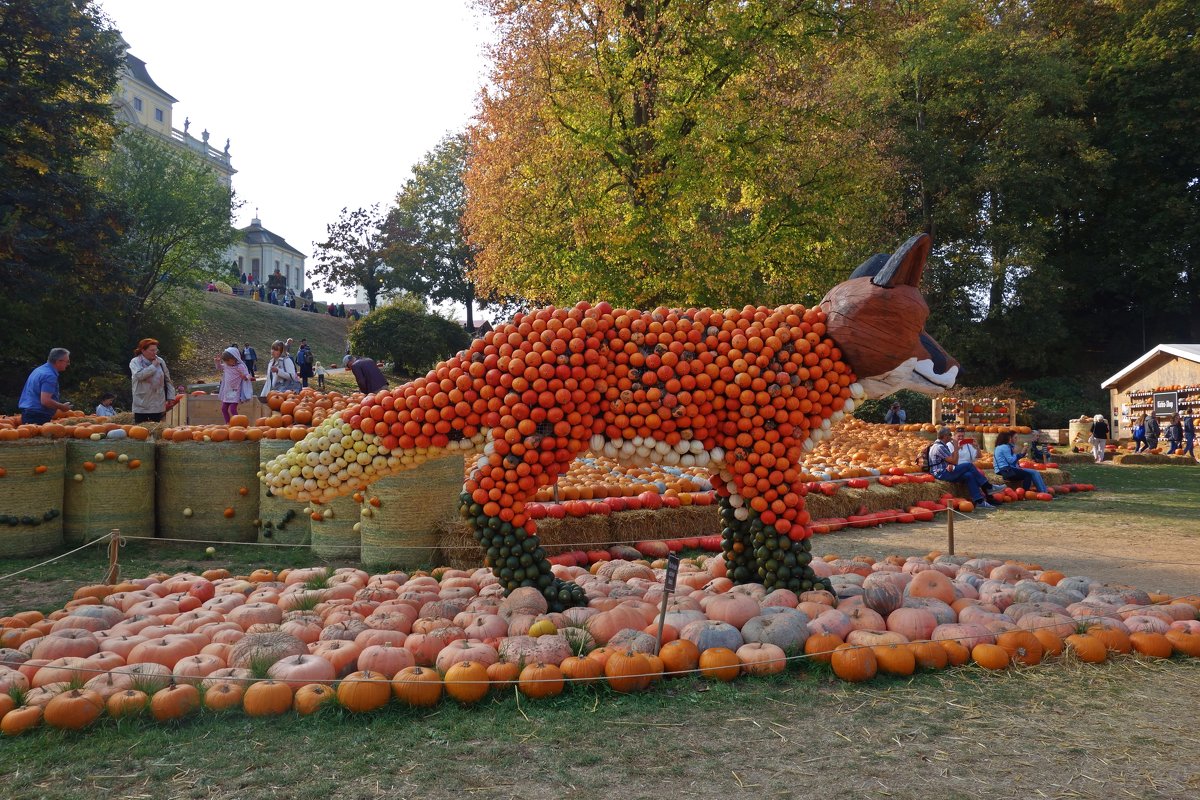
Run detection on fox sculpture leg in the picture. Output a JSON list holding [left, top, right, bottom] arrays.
[[262, 234, 958, 609]]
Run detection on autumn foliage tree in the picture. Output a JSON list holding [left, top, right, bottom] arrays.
[[464, 0, 897, 309]]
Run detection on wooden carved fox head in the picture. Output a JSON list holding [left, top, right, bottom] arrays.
[[820, 233, 959, 398]]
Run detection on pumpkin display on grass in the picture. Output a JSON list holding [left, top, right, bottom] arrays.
[[604, 649, 653, 693], [971, 643, 1010, 670], [559, 655, 604, 685], [1065, 634, 1107, 664], [1, 705, 42, 736], [996, 630, 1043, 666], [909, 641, 949, 671], [486, 661, 521, 689], [1129, 632, 1173, 659], [657, 639, 700, 676], [831, 644, 877, 682], [697, 647, 741, 682]]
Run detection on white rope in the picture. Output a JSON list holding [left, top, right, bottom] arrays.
[[0, 533, 113, 584]]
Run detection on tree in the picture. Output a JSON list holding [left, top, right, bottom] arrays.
[[838, 0, 1099, 380], [0, 0, 125, 400], [348, 296, 471, 378], [95, 128, 239, 333], [465, 0, 898, 309], [311, 205, 390, 311], [384, 132, 489, 330]]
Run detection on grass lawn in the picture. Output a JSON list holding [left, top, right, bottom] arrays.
[[1, 462, 1198, 798]]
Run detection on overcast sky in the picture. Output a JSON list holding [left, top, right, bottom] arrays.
[[98, 0, 494, 304]]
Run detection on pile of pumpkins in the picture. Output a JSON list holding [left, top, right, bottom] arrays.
[[2, 551, 1198, 735]]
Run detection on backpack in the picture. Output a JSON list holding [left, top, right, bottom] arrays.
[[294, 348, 308, 367], [917, 443, 935, 472]]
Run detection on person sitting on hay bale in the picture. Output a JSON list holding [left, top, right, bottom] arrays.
[[993, 431, 1047, 493], [929, 427, 1002, 509]]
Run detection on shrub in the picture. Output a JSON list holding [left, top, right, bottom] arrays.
[[349, 297, 471, 378]]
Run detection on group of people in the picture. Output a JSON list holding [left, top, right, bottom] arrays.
[[926, 426, 1049, 508], [1130, 413, 1195, 457]]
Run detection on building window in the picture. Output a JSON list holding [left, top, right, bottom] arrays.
[[237, 256, 244, 271], [133, 97, 143, 112], [251, 258, 260, 281], [155, 108, 163, 122], [275, 260, 280, 271]]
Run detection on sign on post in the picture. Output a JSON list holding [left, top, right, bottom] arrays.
[[655, 553, 681, 654]]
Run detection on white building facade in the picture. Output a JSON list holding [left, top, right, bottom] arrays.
[[231, 217, 307, 292]]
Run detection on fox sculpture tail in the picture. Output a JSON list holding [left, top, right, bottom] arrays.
[[262, 234, 957, 610]]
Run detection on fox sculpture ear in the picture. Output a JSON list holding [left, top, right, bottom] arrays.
[[871, 233, 931, 289]]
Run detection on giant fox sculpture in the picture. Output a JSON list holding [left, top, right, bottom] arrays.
[[263, 234, 958, 610]]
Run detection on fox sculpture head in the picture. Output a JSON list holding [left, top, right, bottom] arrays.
[[263, 234, 958, 609], [820, 233, 959, 398]]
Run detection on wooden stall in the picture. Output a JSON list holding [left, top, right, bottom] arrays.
[[1101, 344, 1200, 438]]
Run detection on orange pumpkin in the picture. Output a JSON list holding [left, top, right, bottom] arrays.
[[518, 662, 564, 699]]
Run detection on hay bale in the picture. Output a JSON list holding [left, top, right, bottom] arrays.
[[0, 439, 66, 557], [1112, 452, 1195, 466], [606, 509, 661, 546], [536, 514, 612, 551], [156, 441, 259, 542], [674, 504, 720, 536], [63, 439, 155, 545], [309, 494, 362, 558], [438, 519, 479, 570], [359, 455, 465, 570], [256, 440, 311, 547]]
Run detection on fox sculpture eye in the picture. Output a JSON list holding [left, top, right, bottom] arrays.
[[263, 234, 957, 610]]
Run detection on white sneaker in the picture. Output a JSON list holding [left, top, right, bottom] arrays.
[[977, 500, 998, 510]]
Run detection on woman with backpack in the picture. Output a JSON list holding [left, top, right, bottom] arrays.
[[1131, 415, 1148, 452]]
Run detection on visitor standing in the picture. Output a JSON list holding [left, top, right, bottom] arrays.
[[295, 340, 314, 387], [884, 402, 906, 424], [315, 362, 327, 390], [215, 347, 253, 423], [17, 348, 72, 424], [242, 342, 257, 379], [1145, 414, 1161, 450], [129, 338, 175, 423], [1165, 414, 1183, 454], [1131, 415, 1148, 452], [1183, 416, 1196, 459], [261, 341, 300, 396], [1089, 414, 1110, 463]]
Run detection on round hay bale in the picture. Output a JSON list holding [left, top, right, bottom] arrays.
[[1068, 420, 1093, 446], [156, 441, 259, 542], [0, 439, 66, 557], [257, 440, 310, 546], [63, 439, 155, 545], [981, 432, 999, 453], [358, 455, 465, 570], [309, 493, 362, 559]]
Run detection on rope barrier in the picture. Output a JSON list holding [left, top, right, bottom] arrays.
[[0, 535, 112, 584]]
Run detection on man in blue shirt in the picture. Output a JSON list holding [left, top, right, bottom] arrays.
[[928, 427, 1002, 509], [18, 348, 72, 424]]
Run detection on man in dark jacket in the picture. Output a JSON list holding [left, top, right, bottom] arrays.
[[1145, 415, 1161, 450], [347, 356, 388, 394]]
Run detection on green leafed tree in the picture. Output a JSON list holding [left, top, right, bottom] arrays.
[[94, 128, 239, 336], [464, 0, 899, 309], [311, 204, 390, 311], [0, 0, 126, 400], [838, 0, 1100, 380], [348, 295, 472, 378]]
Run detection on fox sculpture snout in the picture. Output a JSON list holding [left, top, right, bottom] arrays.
[[820, 233, 959, 398]]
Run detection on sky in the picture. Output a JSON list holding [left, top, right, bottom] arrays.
[[98, 0, 495, 305]]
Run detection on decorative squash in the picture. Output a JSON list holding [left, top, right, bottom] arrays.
[[243, 680, 294, 716], [150, 684, 201, 721], [1129, 631, 1173, 659], [831, 644, 877, 682], [518, 662, 564, 699], [1, 705, 42, 736], [939, 640, 971, 667], [604, 649, 652, 693], [485, 661, 521, 689], [43, 688, 104, 730], [908, 641, 949, 671], [871, 643, 916, 676], [1086, 626, 1131, 655], [907, 571, 956, 605], [202, 681, 244, 712], [1031, 628, 1064, 658], [736, 643, 787, 676], [293, 683, 336, 715], [996, 630, 1043, 666], [971, 643, 1010, 670], [657, 639, 700, 676], [559, 655, 604, 685], [391, 666, 443, 707], [1065, 633, 1107, 664], [443, 661, 490, 704], [803, 632, 844, 665], [337, 670, 391, 712], [697, 647, 741, 682]]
